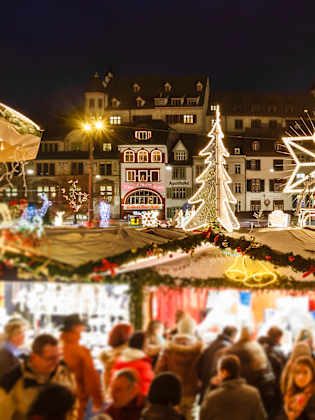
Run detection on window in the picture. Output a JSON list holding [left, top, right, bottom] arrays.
[[235, 183, 241, 193], [138, 150, 148, 163], [174, 150, 187, 161], [250, 200, 261, 211], [246, 160, 261, 170], [154, 98, 168, 106], [36, 163, 55, 176], [234, 147, 241, 155], [267, 105, 277, 113], [273, 200, 284, 210], [151, 150, 162, 162], [164, 82, 172, 92], [40, 143, 58, 153], [71, 142, 82, 151], [234, 164, 241, 174], [139, 170, 147, 181], [247, 179, 264, 193], [151, 170, 159, 182], [89, 98, 95, 108], [167, 207, 181, 218], [126, 170, 135, 182], [1, 187, 17, 197], [37, 185, 56, 199], [184, 114, 194, 124], [269, 120, 278, 129], [251, 141, 260, 151], [274, 143, 282, 152], [171, 187, 187, 199], [136, 97, 145, 107], [270, 179, 284, 192], [124, 151, 135, 162], [98, 98, 103, 109], [109, 115, 121, 125], [196, 165, 205, 177], [273, 159, 283, 171], [196, 81, 203, 92], [171, 98, 184, 106], [172, 167, 186, 180], [103, 143, 112, 152], [133, 83, 140, 93], [125, 189, 162, 206], [251, 119, 261, 129], [71, 162, 83, 175], [135, 131, 152, 140], [234, 120, 243, 130], [236, 200, 242, 212], [99, 163, 112, 176], [186, 98, 198, 105], [112, 98, 120, 108], [99, 185, 113, 202]]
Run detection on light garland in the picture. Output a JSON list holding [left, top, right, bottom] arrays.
[[99, 201, 110, 227], [183, 106, 240, 233], [62, 179, 88, 222], [141, 210, 159, 227]]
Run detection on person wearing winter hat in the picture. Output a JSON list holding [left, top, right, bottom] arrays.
[[60, 314, 103, 420], [156, 315, 202, 420], [140, 372, 185, 420]]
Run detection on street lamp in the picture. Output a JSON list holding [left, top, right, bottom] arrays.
[[82, 118, 105, 223]]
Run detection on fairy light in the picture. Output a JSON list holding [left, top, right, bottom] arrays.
[[0, 102, 41, 131], [99, 201, 110, 227], [142, 210, 159, 227], [183, 106, 240, 232], [54, 211, 64, 227]]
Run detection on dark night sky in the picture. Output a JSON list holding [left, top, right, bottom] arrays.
[[0, 0, 314, 132]]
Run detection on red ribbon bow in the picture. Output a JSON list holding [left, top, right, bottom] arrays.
[[302, 265, 315, 278], [101, 259, 119, 276]]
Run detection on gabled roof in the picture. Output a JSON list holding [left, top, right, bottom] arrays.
[[95, 75, 209, 109], [224, 136, 287, 157]]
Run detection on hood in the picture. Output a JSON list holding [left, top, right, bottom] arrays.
[[118, 347, 148, 363], [172, 334, 198, 346], [167, 339, 202, 360], [60, 331, 80, 344]]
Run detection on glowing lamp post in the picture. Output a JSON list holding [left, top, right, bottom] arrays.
[[82, 118, 105, 223]]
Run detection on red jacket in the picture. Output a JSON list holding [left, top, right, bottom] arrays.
[[111, 348, 154, 395], [105, 395, 145, 420]]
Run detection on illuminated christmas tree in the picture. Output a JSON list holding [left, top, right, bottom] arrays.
[[183, 106, 240, 232]]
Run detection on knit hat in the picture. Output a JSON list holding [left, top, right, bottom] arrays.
[[148, 373, 182, 406], [177, 315, 196, 336]]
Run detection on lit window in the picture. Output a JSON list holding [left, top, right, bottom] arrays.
[[251, 141, 260, 151], [133, 83, 141, 93], [109, 115, 121, 125], [151, 150, 162, 162], [138, 150, 148, 163], [196, 81, 203, 92], [37, 185, 56, 198], [234, 147, 241, 155], [111, 98, 120, 108], [1, 187, 18, 197], [136, 97, 145, 107], [274, 143, 282, 152], [139, 170, 147, 181], [126, 170, 135, 182], [184, 115, 194, 124], [135, 131, 152, 140], [100, 185, 113, 202], [154, 98, 168, 106], [186, 98, 199, 105], [174, 150, 187, 160], [124, 151, 135, 162], [171, 98, 184, 106], [235, 183, 241, 193], [103, 143, 112, 152], [164, 82, 172, 92]]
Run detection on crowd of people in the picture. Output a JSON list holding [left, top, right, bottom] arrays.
[[1, 311, 315, 420]]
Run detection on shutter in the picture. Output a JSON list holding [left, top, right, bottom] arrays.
[[246, 161, 251, 170], [167, 188, 172, 199], [260, 179, 265, 192], [269, 179, 274, 192], [247, 180, 251, 192], [256, 160, 261, 170]]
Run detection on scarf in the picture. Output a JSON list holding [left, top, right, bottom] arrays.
[[284, 385, 314, 420]]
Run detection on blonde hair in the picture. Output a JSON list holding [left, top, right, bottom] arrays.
[[4, 319, 27, 341], [286, 356, 315, 395]]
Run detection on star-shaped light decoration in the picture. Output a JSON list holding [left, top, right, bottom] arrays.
[[283, 132, 315, 193]]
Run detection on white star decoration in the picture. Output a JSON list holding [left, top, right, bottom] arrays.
[[283, 133, 315, 193]]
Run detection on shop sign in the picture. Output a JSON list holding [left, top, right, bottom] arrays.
[[169, 181, 190, 186], [123, 204, 163, 210], [122, 183, 165, 192]]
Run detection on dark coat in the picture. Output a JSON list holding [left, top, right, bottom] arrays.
[[197, 333, 233, 403], [200, 378, 267, 420], [225, 340, 277, 416], [105, 395, 145, 420], [0, 344, 23, 381], [140, 404, 186, 420], [275, 394, 315, 420]]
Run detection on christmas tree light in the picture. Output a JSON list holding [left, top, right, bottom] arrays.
[[183, 106, 239, 232]]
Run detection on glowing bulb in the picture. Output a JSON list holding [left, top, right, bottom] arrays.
[[95, 121, 104, 130], [27, 169, 34, 175], [83, 123, 92, 131]]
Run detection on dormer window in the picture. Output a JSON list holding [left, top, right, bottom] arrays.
[[136, 97, 145, 107], [164, 82, 172, 92], [133, 83, 141, 93], [124, 150, 135, 162], [196, 81, 203, 92], [111, 98, 120, 108], [152, 150, 162, 162], [251, 141, 260, 152], [138, 150, 148, 163], [274, 142, 282, 152], [135, 130, 152, 140], [154, 98, 168, 106], [234, 147, 241, 155], [103, 143, 112, 152], [187, 97, 199, 105], [171, 98, 184, 106], [109, 115, 121, 125], [174, 150, 187, 160]]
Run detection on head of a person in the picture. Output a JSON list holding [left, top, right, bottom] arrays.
[[108, 323, 134, 348], [146, 320, 164, 338], [296, 329, 313, 347], [217, 355, 241, 381], [148, 373, 181, 406], [291, 342, 312, 361], [111, 369, 140, 408], [267, 326, 283, 346], [28, 383, 75, 420], [177, 315, 196, 337], [238, 326, 253, 343], [31, 334, 60, 375], [289, 356, 315, 392], [129, 331, 146, 351], [60, 314, 86, 336], [175, 310, 185, 325], [222, 326, 238, 343], [4, 319, 27, 347]]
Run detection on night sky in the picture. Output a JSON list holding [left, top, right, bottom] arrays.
[[0, 0, 314, 133]]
